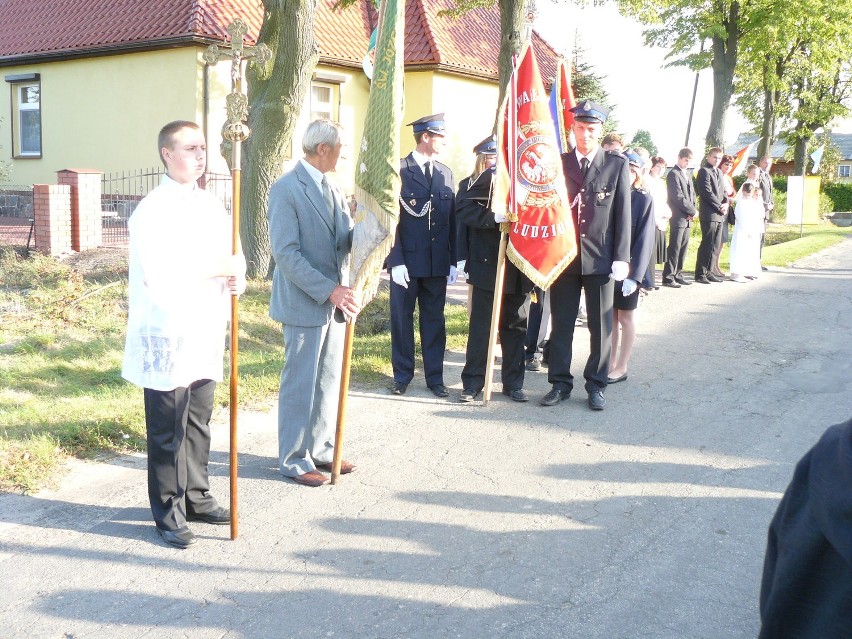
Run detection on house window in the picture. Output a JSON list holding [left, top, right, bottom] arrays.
[[310, 82, 336, 121], [838, 165, 851, 178], [6, 74, 42, 158]]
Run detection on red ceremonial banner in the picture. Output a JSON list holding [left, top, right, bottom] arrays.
[[549, 57, 576, 154], [493, 43, 577, 290]]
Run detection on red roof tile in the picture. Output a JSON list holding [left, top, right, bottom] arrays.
[[0, 0, 559, 85]]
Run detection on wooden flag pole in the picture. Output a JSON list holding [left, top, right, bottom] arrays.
[[204, 19, 271, 540], [331, 320, 356, 485], [482, 230, 509, 406]]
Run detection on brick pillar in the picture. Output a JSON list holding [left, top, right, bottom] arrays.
[[58, 168, 103, 251], [32, 184, 72, 256]]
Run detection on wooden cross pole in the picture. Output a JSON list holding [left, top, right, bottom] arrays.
[[203, 20, 271, 541]]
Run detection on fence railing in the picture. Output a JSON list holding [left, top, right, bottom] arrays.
[[98, 169, 233, 247], [1, 171, 233, 250]]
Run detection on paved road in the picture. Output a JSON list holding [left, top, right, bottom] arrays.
[[2, 238, 851, 639]]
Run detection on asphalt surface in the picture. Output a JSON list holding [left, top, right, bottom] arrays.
[[2, 238, 851, 639]]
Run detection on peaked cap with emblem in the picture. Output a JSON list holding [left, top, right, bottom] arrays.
[[473, 134, 497, 155], [407, 113, 446, 135], [570, 101, 610, 124]]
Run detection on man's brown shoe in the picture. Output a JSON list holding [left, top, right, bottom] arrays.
[[316, 460, 357, 474], [290, 471, 330, 487]]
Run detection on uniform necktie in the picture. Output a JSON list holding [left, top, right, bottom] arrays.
[[580, 157, 589, 179], [424, 161, 432, 185], [321, 175, 334, 217]]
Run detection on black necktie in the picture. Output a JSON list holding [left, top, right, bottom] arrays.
[[580, 157, 589, 179], [424, 161, 432, 185]]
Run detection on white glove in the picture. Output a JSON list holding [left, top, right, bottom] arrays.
[[457, 260, 467, 273], [493, 210, 508, 223], [391, 264, 410, 288], [447, 265, 458, 285], [610, 261, 629, 282], [621, 278, 638, 296]]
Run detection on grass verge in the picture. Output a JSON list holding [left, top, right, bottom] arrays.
[[0, 247, 469, 492]]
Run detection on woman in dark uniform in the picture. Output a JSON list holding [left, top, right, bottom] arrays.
[[608, 152, 656, 384]]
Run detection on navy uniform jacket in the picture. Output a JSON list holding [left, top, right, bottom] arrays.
[[697, 162, 729, 222], [628, 186, 656, 288], [561, 149, 631, 275], [456, 169, 533, 295], [386, 153, 456, 278], [666, 165, 697, 229], [759, 418, 852, 638]]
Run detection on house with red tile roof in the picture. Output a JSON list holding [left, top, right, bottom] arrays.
[[0, 0, 560, 189]]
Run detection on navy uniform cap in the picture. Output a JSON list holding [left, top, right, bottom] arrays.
[[570, 100, 610, 124], [625, 152, 644, 168], [473, 135, 497, 155], [408, 113, 446, 135]]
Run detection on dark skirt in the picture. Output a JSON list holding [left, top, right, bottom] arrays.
[[654, 228, 667, 264], [614, 286, 640, 311]]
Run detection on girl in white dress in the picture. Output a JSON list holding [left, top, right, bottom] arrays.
[[729, 181, 764, 282]]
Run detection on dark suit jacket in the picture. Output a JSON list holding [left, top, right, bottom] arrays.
[[697, 162, 729, 222], [455, 169, 532, 295], [666, 165, 697, 228], [561, 149, 631, 275], [628, 187, 656, 286], [386, 153, 456, 278]]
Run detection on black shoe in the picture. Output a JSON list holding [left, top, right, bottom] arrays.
[[459, 388, 481, 403], [588, 390, 606, 411], [674, 277, 692, 286], [662, 280, 681, 289], [540, 386, 571, 406], [707, 274, 724, 283], [391, 381, 408, 395], [694, 277, 711, 284], [187, 506, 230, 525], [525, 356, 542, 372], [761, 265, 768, 271], [503, 388, 530, 402], [428, 384, 449, 398], [157, 526, 197, 549]]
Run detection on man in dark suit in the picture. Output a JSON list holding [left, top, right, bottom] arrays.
[[387, 114, 457, 398], [694, 146, 730, 284], [456, 135, 533, 403], [541, 101, 631, 411], [268, 119, 360, 488], [758, 155, 774, 270], [662, 147, 697, 288]]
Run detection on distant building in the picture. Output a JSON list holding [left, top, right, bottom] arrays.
[[730, 133, 852, 182], [0, 0, 559, 190]]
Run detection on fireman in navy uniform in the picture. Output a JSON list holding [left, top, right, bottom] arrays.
[[456, 135, 534, 403], [387, 114, 458, 397], [541, 101, 631, 411]]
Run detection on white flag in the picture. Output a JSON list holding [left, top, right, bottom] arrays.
[[810, 144, 825, 174]]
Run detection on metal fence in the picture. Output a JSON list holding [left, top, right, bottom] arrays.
[[0, 185, 35, 250], [100, 169, 233, 247], [0, 171, 233, 250]]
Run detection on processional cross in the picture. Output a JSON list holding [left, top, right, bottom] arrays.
[[202, 19, 271, 541]]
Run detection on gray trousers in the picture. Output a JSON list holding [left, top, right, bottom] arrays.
[[278, 319, 345, 477]]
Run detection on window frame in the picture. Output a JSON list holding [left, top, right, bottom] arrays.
[[6, 73, 42, 159], [838, 164, 850, 178]]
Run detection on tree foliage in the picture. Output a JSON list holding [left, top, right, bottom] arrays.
[[734, 0, 852, 172], [628, 129, 658, 155], [617, 0, 766, 149]]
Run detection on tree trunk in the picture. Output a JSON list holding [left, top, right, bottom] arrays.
[[792, 134, 809, 176], [494, 0, 527, 131], [241, 0, 320, 278], [757, 60, 778, 159], [704, 1, 739, 150]]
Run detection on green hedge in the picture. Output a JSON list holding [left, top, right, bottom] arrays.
[[823, 183, 852, 212]]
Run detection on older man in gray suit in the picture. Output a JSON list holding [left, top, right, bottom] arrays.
[[268, 119, 361, 487]]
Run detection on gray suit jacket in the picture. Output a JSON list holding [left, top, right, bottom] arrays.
[[268, 161, 353, 327]]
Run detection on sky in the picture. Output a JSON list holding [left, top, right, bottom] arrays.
[[532, 1, 850, 162]]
